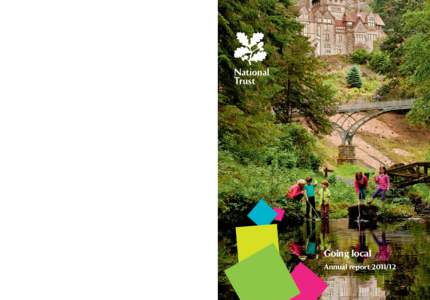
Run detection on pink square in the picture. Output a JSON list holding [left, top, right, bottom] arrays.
[[291, 263, 328, 300], [273, 208, 285, 221]]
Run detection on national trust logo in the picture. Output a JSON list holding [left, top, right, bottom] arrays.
[[234, 32, 267, 65]]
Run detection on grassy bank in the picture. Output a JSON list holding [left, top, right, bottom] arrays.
[[219, 159, 419, 226], [321, 56, 385, 103]]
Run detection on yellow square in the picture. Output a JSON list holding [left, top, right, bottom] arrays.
[[236, 224, 279, 262]]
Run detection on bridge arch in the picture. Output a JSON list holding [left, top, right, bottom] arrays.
[[333, 99, 415, 146]]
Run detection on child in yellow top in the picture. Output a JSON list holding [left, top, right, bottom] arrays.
[[319, 180, 331, 220]]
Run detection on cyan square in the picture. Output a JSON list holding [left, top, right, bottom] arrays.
[[247, 199, 277, 225]]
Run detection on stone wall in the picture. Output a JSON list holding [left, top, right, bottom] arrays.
[[337, 145, 356, 165]]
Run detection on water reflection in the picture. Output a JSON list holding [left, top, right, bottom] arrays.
[[322, 275, 386, 299], [219, 218, 430, 299], [283, 218, 430, 299], [306, 220, 317, 259], [320, 219, 331, 253], [354, 228, 369, 263], [371, 231, 391, 262]]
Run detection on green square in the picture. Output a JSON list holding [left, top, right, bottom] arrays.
[[225, 245, 299, 300]]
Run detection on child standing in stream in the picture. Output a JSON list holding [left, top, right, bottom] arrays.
[[304, 176, 318, 219], [370, 166, 390, 208], [319, 180, 331, 220], [354, 172, 368, 202]]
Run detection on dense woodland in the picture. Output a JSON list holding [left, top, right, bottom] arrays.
[[218, 0, 430, 228], [371, 0, 430, 126]]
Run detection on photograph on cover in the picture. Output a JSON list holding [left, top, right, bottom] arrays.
[[218, 0, 430, 299]]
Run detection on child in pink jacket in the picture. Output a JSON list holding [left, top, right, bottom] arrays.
[[371, 166, 390, 207], [354, 172, 368, 202], [287, 179, 306, 201]]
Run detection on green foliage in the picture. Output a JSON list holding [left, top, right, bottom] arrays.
[[271, 38, 337, 134], [375, 82, 391, 97], [371, 0, 387, 14], [346, 66, 363, 88], [218, 123, 324, 227], [369, 51, 391, 74], [351, 48, 370, 65], [401, 1, 430, 127], [218, 154, 309, 228], [328, 174, 337, 185], [334, 163, 372, 178], [410, 183, 430, 204], [379, 204, 416, 221], [372, 0, 424, 30], [218, 0, 337, 227], [330, 180, 356, 204], [372, 0, 429, 124], [275, 124, 322, 171], [218, 0, 338, 151], [407, 97, 430, 127], [324, 60, 385, 102]]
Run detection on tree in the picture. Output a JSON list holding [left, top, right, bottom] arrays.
[[218, 0, 338, 158], [346, 66, 363, 88], [375, 0, 424, 79], [369, 51, 391, 74], [401, 0, 430, 127], [351, 48, 370, 64], [271, 35, 336, 133]]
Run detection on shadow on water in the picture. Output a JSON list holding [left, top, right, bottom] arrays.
[[219, 217, 430, 299]]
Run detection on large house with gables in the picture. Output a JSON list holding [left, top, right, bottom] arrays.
[[297, 0, 385, 56]]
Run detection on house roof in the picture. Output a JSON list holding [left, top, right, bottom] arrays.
[[374, 14, 385, 26], [353, 19, 368, 33], [335, 20, 345, 27], [356, 13, 367, 23], [298, 4, 385, 28], [342, 12, 385, 27], [299, 6, 309, 15], [344, 14, 355, 22]]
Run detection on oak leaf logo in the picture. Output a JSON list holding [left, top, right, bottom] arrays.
[[234, 32, 267, 65]]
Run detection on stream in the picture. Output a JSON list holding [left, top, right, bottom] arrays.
[[219, 218, 430, 299]]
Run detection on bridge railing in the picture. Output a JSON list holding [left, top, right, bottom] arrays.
[[337, 99, 415, 113]]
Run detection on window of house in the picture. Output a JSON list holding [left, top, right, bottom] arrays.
[[347, 21, 352, 27], [324, 34, 330, 41], [368, 17, 375, 27], [324, 43, 331, 54], [337, 35, 342, 43]]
